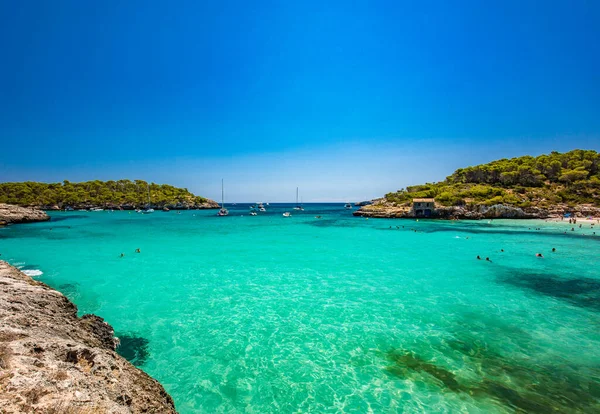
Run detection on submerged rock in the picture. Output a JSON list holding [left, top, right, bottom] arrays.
[[0, 203, 49, 224], [0, 261, 177, 413]]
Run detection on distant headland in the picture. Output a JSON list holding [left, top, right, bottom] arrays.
[[0, 180, 219, 211], [355, 149, 600, 219]]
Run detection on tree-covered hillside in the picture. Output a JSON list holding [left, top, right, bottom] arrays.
[[385, 150, 600, 207], [0, 180, 212, 208]]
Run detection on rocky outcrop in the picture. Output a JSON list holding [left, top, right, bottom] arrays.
[[192, 200, 220, 209], [0, 204, 49, 225], [0, 261, 177, 413], [39, 200, 220, 211], [354, 200, 600, 220]]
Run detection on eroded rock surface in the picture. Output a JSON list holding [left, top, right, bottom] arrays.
[[0, 261, 177, 413], [0, 204, 49, 224]]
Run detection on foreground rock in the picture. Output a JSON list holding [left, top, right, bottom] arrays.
[[353, 200, 600, 220], [0, 204, 49, 225], [0, 261, 177, 413]]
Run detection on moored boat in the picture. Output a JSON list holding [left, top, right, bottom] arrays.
[[217, 179, 228, 216]]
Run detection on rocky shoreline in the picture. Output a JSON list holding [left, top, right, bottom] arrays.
[[0, 203, 50, 226], [353, 200, 600, 220], [43, 200, 220, 211], [0, 261, 177, 413]]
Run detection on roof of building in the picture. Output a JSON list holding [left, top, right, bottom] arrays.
[[412, 198, 435, 203]]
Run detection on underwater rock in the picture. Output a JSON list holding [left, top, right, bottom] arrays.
[[116, 333, 150, 366]]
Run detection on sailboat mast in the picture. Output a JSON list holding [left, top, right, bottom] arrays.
[[221, 179, 224, 208], [296, 187, 299, 205]]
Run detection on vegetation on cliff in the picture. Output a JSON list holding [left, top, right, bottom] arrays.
[[385, 150, 600, 207], [0, 180, 211, 208]]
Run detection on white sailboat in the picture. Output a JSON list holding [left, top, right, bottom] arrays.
[[344, 203, 352, 209], [217, 179, 228, 216], [143, 184, 154, 213], [293, 187, 304, 211]]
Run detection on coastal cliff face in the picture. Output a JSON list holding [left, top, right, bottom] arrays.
[[353, 200, 600, 219], [0, 261, 177, 413], [0, 204, 50, 225]]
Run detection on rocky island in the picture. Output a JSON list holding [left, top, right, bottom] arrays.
[[0, 261, 177, 413], [355, 149, 600, 219], [0, 203, 50, 226], [0, 180, 219, 211]]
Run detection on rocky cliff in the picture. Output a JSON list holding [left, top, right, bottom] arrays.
[[0, 204, 50, 225], [0, 261, 177, 413], [353, 200, 600, 220]]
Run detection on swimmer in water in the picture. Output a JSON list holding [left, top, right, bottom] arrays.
[[135, 248, 141, 253], [486, 257, 491, 262], [120, 253, 125, 258], [477, 255, 482, 260], [552, 248, 556, 252], [500, 249, 504, 252], [536, 253, 543, 257]]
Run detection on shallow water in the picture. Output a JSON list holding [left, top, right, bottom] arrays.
[[1, 205, 599, 413]]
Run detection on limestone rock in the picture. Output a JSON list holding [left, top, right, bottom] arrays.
[[0, 261, 177, 413], [0, 203, 50, 224]]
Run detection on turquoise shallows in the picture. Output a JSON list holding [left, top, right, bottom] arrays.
[[1, 205, 599, 413]]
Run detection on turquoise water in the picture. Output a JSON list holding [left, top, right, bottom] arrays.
[[1, 204, 599, 413]]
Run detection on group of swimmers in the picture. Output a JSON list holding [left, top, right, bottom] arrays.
[[120, 248, 141, 257], [477, 247, 556, 261]]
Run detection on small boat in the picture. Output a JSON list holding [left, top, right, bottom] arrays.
[[344, 203, 352, 209], [259, 207, 266, 212], [250, 211, 257, 216], [64, 206, 74, 211], [90, 208, 104, 212], [162, 207, 170, 212], [283, 212, 291, 217], [142, 184, 154, 213], [293, 187, 304, 210], [217, 179, 229, 216]]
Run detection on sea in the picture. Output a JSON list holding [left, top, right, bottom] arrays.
[[1, 204, 599, 413]]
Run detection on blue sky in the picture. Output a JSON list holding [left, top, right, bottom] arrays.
[[1, 1, 599, 202]]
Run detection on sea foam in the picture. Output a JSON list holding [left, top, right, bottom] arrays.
[[22, 269, 43, 277]]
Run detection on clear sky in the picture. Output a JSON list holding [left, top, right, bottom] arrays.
[[1, 1, 599, 202]]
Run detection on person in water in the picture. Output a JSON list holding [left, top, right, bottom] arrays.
[[500, 249, 504, 252], [477, 255, 482, 260], [485, 257, 491, 262], [120, 253, 125, 258], [536, 253, 543, 257], [552, 248, 556, 252], [135, 248, 141, 253]]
